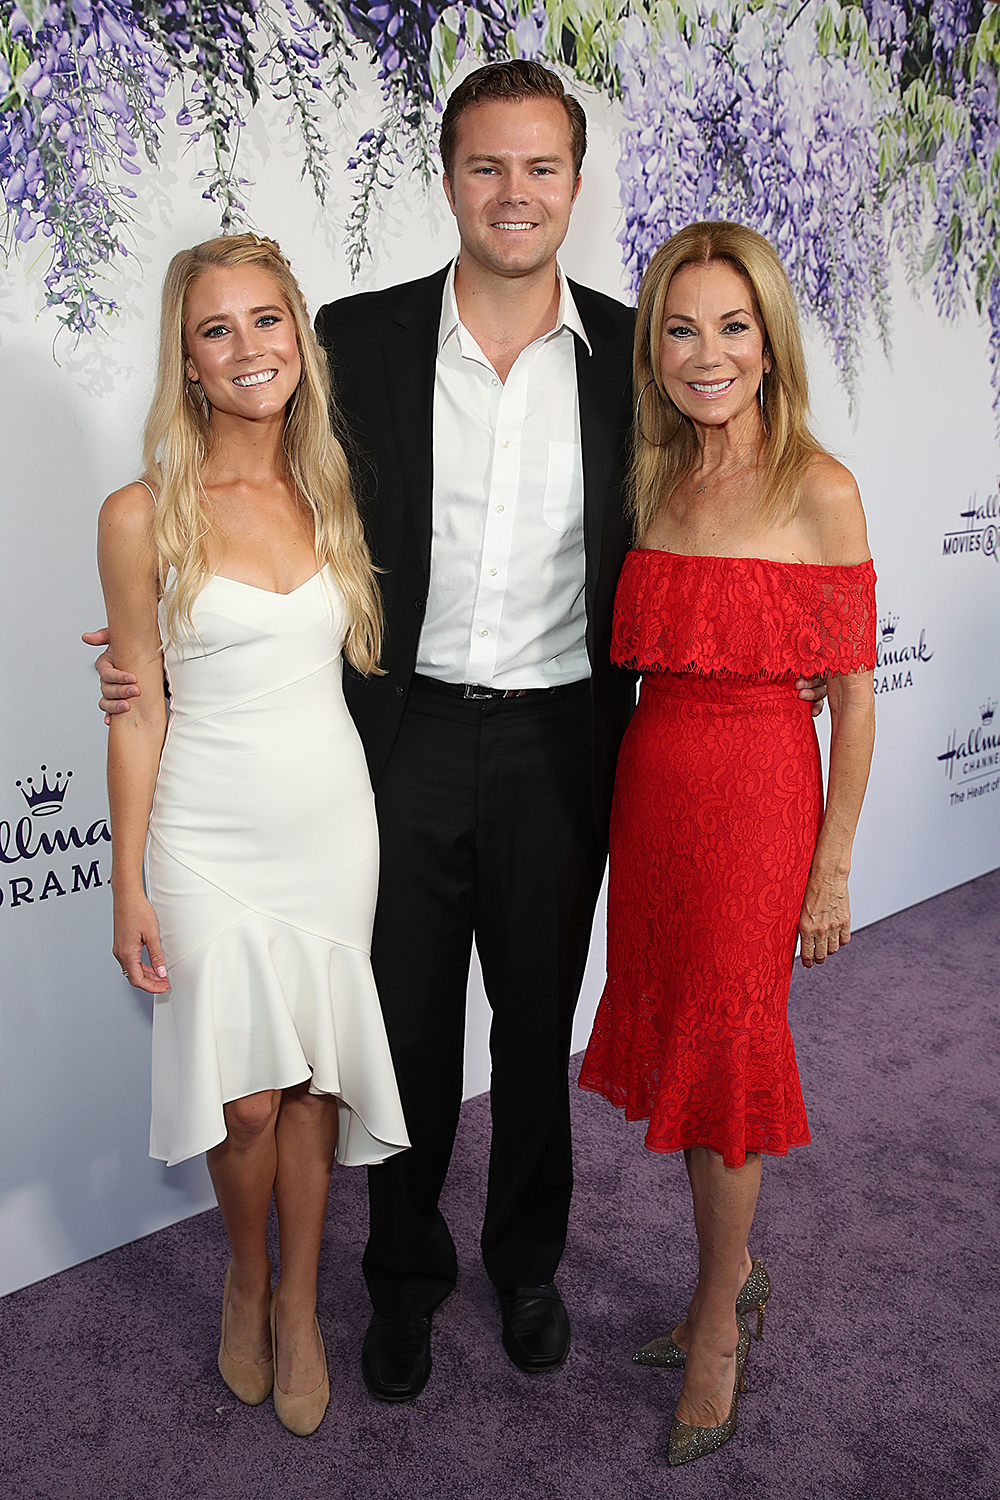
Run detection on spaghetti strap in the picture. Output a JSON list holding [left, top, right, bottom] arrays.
[[136, 479, 157, 504]]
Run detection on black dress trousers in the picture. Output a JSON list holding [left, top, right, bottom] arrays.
[[362, 676, 607, 1320]]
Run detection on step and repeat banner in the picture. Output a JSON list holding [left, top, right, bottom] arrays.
[[2, 1, 998, 1295]]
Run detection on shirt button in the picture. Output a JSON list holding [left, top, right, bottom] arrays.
[[491, 378, 499, 387], [489, 568, 497, 577], [496, 504, 505, 513], [501, 439, 510, 449], [480, 629, 489, 638]]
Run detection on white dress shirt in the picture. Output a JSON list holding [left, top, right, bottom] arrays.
[[415, 260, 591, 689]]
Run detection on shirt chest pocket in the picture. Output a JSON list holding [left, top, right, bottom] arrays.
[[542, 440, 584, 532]]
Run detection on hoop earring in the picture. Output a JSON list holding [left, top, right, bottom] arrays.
[[635, 378, 670, 448], [186, 375, 210, 419]]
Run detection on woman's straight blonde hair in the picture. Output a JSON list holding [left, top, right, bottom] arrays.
[[631, 221, 825, 541], [143, 233, 382, 674]]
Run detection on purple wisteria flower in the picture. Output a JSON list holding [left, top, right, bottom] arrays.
[[868, 0, 1000, 411], [1, 0, 997, 416], [0, 0, 358, 332], [615, 1, 890, 404], [133, 0, 259, 224], [338, 0, 512, 274], [0, 0, 171, 331]]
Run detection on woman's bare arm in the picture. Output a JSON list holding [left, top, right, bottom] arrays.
[[798, 668, 876, 966], [796, 455, 876, 966], [97, 484, 170, 992]]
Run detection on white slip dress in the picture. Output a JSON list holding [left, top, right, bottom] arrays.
[[144, 563, 409, 1168]]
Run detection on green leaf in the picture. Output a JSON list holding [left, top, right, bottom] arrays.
[[19, 0, 49, 35], [922, 230, 945, 278], [974, 257, 994, 316], [440, 20, 458, 73], [817, 6, 834, 55], [903, 78, 927, 114]]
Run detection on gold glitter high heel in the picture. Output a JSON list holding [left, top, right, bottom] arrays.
[[666, 1316, 751, 1469], [737, 1259, 771, 1342], [634, 1259, 770, 1368]]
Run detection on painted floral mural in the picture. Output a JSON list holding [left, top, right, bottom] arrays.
[[2, 0, 999, 413]]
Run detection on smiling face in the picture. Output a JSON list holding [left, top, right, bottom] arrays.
[[183, 264, 302, 421], [443, 97, 581, 281], [658, 259, 771, 434]]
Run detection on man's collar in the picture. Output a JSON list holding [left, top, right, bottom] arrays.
[[438, 258, 593, 356]]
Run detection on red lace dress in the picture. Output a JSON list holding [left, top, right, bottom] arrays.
[[579, 550, 877, 1167]]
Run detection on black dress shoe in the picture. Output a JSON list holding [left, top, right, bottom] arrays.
[[499, 1284, 570, 1373], [361, 1314, 432, 1402]]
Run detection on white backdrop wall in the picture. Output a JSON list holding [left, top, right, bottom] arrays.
[[1, 75, 998, 1297]]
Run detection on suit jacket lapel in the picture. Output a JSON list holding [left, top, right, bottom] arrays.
[[381, 267, 450, 581], [576, 334, 616, 578], [572, 281, 633, 636]]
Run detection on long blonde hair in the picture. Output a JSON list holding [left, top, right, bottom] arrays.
[[143, 233, 382, 674], [631, 221, 824, 541]]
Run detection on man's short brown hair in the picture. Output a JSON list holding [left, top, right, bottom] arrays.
[[439, 60, 588, 180]]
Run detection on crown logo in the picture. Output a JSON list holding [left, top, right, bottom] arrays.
[[879, 613, 898, 641], [16, 765, 72, 816], [981, 699, 996, 724]]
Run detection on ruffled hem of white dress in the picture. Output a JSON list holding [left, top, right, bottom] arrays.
[[149, 915, 409, 1168]]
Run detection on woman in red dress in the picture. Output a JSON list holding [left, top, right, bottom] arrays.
[[579, 222, 876, 1466]]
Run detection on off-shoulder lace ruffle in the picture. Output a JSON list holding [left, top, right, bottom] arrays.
[[612, 550, 877, 680]]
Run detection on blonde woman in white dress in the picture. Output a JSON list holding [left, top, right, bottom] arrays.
[[98, 235, 408, 1436]]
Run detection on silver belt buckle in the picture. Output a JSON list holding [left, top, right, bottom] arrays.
[[463, 683, 493, 700]]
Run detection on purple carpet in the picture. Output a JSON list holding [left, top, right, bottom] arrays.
[[2, 869, 998, 1500]]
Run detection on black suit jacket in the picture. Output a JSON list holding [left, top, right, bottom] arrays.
[[315, 265, 636, 840]]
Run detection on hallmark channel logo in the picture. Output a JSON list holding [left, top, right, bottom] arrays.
[[872, 611, 933, 696], [937, 695, 1000, 804], [942, 488, 999, 562], [1, 765, 110, 912], [15, 765, 72, 816]]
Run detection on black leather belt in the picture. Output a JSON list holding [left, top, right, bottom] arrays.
[[411, 674, 587, 702]]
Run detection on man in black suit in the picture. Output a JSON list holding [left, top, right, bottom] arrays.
[[314, 62, 636, 1401]]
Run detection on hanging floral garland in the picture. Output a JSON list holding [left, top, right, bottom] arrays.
[[1, 0, 999, 419]]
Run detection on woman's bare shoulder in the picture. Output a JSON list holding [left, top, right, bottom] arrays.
[[99, 480, 157, 541], [798, 454, 870, 566], [101, 479, 156, 517]]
